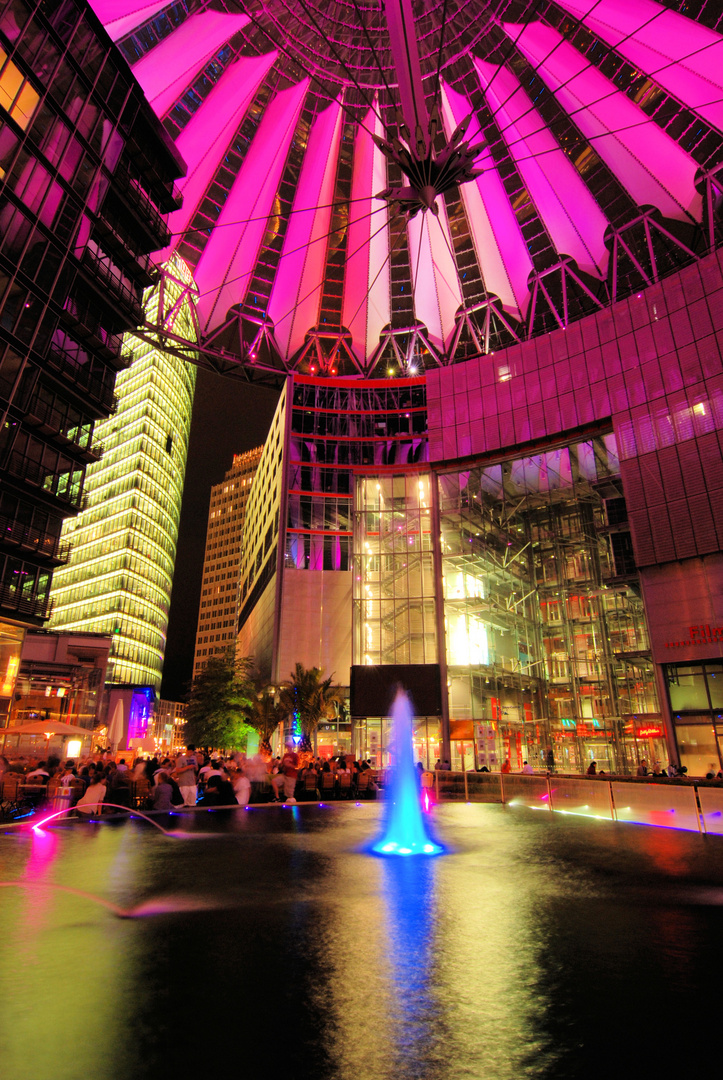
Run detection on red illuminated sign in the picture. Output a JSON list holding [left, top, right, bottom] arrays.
[[664, 625, 723, 648], [636, 724, 664, 738]]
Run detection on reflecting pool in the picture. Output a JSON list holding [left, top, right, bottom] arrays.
[[1, 803, 722, 1080]]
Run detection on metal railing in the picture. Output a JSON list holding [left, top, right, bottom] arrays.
[[0, 582, 51, 619], [113, 164, 171, 244], [0, 512, 68, 561], [80, 248, 143, 323], [431, 771, 723, 835], [46, 342, 117, 413]]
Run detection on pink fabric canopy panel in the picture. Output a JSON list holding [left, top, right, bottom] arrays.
[[341, 105, 391, 363], [89, 0, 723, 376]]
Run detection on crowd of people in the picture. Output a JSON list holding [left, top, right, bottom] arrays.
[[0, 744, 379, 815]]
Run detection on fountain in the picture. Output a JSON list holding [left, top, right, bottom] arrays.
[[372, 689, 443, 856]]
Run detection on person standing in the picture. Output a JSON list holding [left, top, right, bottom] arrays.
[[173, 753, 198, 807]]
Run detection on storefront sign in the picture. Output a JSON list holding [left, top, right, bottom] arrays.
[[664, 625, 723, 649], [622, 717, 664, 738], [636, 724, 664, 738]]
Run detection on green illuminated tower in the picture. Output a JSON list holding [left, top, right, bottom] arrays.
[[48, 256, 198, 691]]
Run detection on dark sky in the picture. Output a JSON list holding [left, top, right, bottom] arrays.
[[160, 367, 280, 702]]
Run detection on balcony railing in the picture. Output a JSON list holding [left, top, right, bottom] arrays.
[[4, 452, 83, 509], [112, 164, 172, 247], [0, 581, 51, 620], [0, 512, 69, 562], [58, 299, 131, 368], [46, 341, 117, 414], [92, 213, 158, 287], [80, 247, 143, 324]]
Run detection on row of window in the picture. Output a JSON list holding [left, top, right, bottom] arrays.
[[83, 462, 181, 524], [290, 435, 428, 468], [291, 409, 427, 438], [287, 494, 351, 533], [50, 558, 172, 606], [284, 533, 351, 572], [291, 382, 426, 413], [7, 427, 83, 503]]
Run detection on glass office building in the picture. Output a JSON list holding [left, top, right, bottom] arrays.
[[0, 0, 183, 723], [48, 255, 197, 690]]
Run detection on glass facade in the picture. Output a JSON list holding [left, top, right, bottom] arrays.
[[286, 377, 428, 575], [353, 473, 437, 668], [48, 256, 197, 690], [0, 0, 182, 630], [666, 662, 723, 777], [438, 435, 661, 773]]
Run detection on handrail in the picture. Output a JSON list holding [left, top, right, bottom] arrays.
[[433, 770, 723, 835]]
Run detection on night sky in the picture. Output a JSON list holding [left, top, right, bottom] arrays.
[[160, 367, 280, 702]]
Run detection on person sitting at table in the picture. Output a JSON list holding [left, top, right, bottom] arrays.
[[197, 775, 226, 807], [26, 761, 50, 782], [75, 775, 107, 815], [152, 771, 174, 811], [59, 762, 77, 786], [230, 766, 251, 807], [108, 765, 132, 808]]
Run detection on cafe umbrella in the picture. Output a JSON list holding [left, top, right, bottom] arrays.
[[0, 719, 93, 755], [107, 699, 124, 752]]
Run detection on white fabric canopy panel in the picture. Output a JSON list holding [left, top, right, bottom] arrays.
[[157, 52, 278, 265], [131, 11, 250, 120], [555, 0, 723, 134], [474, 56, 609, 279], [440, 80, 533, 319], [194, 78, 310, 334]]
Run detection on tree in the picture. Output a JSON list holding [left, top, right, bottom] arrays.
[[279, 663, 346, 753], [185, 651, 255, 751]]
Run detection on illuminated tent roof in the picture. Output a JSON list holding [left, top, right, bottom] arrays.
[[96, 0, 723, 382]]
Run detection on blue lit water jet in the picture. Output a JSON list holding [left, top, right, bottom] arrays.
[[372, 689, 443, 856]]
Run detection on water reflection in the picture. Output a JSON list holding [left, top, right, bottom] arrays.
[[381, 856, 444, 1076], [1, 805, 723, 1080]]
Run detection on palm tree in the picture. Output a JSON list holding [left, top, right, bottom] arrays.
[[246, 685, 286, 756], [279, 663, 346, 754]]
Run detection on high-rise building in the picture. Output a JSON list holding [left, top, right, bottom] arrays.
[[194, 445, 262, 677], [0, 0, 183, 725], [48, 255, 197, 690], [153, 697, 187, 751]]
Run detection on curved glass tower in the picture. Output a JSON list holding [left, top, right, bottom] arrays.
[[48, 256, 198, 690]]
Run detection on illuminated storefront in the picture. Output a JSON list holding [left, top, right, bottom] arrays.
[[1, 629, 110, 755]]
